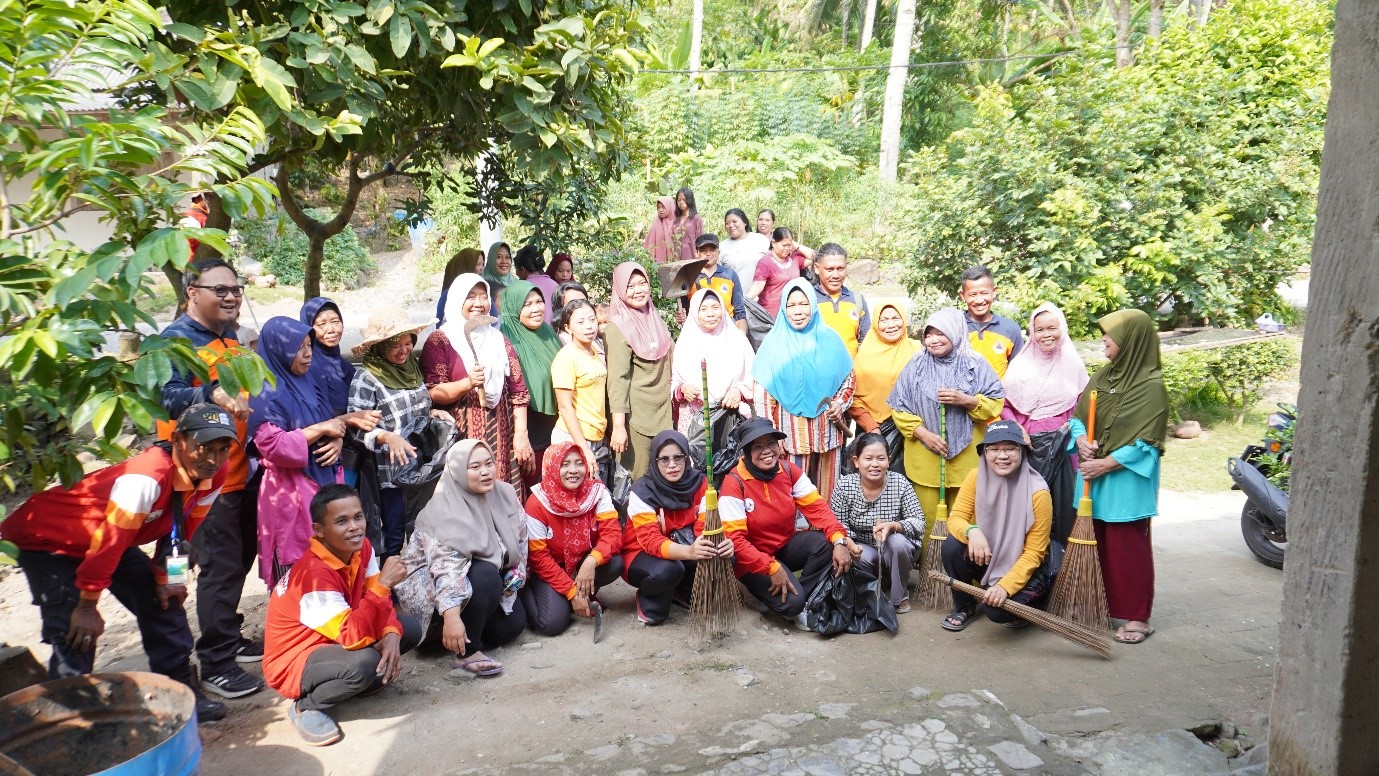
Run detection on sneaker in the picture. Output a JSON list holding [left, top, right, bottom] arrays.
[[195, 692, 228, 723], [793, 612, 812, 632], [636, 602, 660, 626], [288, 700, 343, 746], [234, 638, 264, 664], [202, 665, 265, 699]]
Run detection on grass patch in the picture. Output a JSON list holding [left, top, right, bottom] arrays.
[[244, 284, 299, 307], [140, 283, 179, 317], [1162, 408, 1270, 492]]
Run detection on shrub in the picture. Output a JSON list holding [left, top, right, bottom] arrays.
[[1161, 338, 1295, 424], [238, 211, 375, 290]]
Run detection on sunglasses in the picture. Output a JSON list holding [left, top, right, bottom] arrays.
[[656, 453, 687, 465]]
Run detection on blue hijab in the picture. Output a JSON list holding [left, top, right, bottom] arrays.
[[751, 278, 853, 418], [249, 316, 339, 486], [299, 297, 355, 415]]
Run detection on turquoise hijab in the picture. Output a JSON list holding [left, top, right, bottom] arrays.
[[751, 278, 853, 418]]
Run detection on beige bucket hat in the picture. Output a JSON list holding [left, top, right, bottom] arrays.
[[352, 309, 436, 357]]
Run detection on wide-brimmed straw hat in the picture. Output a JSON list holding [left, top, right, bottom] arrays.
[[352, 309, 436, 357]]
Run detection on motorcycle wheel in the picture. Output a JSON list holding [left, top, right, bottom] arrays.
[[1241, 503, 1286, 569]]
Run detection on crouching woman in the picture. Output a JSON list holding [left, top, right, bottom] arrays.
[[939, 420, 1052, 632]]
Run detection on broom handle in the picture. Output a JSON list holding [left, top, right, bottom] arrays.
[[937, 407, 947, 504], [700, 358, 722, 544], [1081, 390, 1098, 499]]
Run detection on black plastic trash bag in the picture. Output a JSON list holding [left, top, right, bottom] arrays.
[[803, 564, 899, 635], [742, 298, 774, 350], [1027, 425, 1076, 577], [686, 407, 743, 484], [393, 416, 459, 488]]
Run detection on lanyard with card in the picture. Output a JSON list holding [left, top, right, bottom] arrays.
[[165, 491, 190, 585]]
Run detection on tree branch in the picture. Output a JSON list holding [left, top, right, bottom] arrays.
[[3, 204, 96, 238], [322, 134, 435, 235], [274, 163, 323, 236]]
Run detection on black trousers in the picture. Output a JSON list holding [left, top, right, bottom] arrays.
[[379, 487, 406, 558], [626, 553, 696, 625], [519, 555, 623, 637], [459, 560, 527, 652], [297, 613, 423, 712], [18, 548, 195, 682], [740, 531, 835, 618], [192, 487, 258, 673], [940, 534, 1047, 624]]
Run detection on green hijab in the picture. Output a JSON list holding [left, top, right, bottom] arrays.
[[483, 242, 515, 289], [362, 334, 425, 391], [1075, 309, 1169, 454], [498, 281, 561, 415]]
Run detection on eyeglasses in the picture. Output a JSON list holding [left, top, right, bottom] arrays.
[[190, 283, 246, 298], [656, 453, 687, 465]]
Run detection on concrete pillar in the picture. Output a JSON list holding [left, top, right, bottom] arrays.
[[1269, 2, 1379, 773]]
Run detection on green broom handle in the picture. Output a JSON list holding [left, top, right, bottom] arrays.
[[700, 358, 712, 474], [938, 407, 947, 503]]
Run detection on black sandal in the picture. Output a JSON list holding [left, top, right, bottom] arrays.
[[941, 606, 977, 632]]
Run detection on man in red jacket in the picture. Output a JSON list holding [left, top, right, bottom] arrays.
[[264, 484, 421, 746], [1, 403, 238, 722], [717, 418, 860, 628]]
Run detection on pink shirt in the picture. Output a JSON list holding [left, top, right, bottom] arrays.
[[754, 254, 801, 317]]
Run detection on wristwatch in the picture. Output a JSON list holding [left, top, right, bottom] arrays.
[[832, 537, 847, 547]]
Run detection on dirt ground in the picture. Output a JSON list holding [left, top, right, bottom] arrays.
[[0, 487, 1281, 774]]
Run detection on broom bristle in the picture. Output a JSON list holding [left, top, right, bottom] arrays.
[[1047, 515, 1110, 630], [914, 518, 953, 611], [928, 571, 1114, 658], [690, 503, 741, 640]]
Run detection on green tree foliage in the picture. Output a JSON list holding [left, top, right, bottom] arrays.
[[0, 0, 275, 495], [1161, 339, 1295, 424], [897, 0, 1329, 335], [238, 214, 375, 290]]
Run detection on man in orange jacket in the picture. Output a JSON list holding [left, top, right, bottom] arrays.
[[1, 403, 239, 722]]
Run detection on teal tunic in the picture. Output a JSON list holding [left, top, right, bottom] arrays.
[[1068, 418, 1161, 522]]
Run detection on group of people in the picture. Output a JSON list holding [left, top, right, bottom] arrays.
[[1, 201, 1169, 747]]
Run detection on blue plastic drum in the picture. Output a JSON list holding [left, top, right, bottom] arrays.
[[0, 672, 201, 776]]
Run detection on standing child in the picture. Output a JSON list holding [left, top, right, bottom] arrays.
[[959, 266, 1024, 378]]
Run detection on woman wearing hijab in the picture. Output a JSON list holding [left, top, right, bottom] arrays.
[[643, 195, 678, 264], [719, 418, 858, 626], [521, 443, 622, 637], [889, 308, 1005, 525], [436, 247, 486, 323], [299, 297, 357, 416], [605, 261, 674, 479], [349, 310, 442, 557], [672, 288, 755, 451], [751, 278, 856, 504], [482, 242, 516, 315], [421, 274, 533, 500], [250, 317, 355, 586], [673, 187, 704, 262], [1071, 309, 1168, 645], [396, 440, 527, 677], [546, 253, 575, 284], [849, 302, 918, 472], [1001, 302, 1089, 573], [620, 431, 728, 625], [939, 420, 1052, 631], [830, 432, 926, 613], [499, 280, 563, 487]]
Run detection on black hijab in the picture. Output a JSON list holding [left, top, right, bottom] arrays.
[[630, 430, 705, 511]]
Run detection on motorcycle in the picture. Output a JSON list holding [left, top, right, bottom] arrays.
[[1227, 403, 1295, 569]]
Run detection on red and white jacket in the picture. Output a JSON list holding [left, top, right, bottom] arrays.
[[714, 460, 847, 577]]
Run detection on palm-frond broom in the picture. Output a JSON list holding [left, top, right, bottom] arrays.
[[690, 358, 741, 639], [928, 571, 1113, 658], [915, 407, 953, 611], [1047, 390, 1110, 630]]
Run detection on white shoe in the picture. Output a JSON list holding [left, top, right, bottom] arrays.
[[793, 612, 812, 632]]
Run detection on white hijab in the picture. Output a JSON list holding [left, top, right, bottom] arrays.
[[673, 287, 754, 407], [439, 273, 508, 407]]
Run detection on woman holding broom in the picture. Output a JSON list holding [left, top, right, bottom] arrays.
[[938, 420, 1052, 631], [422, 274, 533, 499], [1070, 309, 1168, 645], [620, 431, 730, 625], [889, 308, 1005, 523]]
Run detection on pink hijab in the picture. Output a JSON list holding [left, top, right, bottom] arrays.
[[1002, 302, 1089, 421], [642, 196, 677, 264], [609, 261, 672, 361]]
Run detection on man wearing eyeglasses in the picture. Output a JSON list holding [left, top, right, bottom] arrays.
[[158, 257, 267, 701]]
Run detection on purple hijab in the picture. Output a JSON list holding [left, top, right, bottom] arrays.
[[249, 316, 338, 486]]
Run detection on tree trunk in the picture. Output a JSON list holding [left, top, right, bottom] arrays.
[[1114, 0, 1133, 67], [193, 193, 231, 262], [860, 0, 877, 49], [878, 0, 917, 183], [1197, 0, 1211, 27], [1148, 0, 1164, 37], [690, 0, 704, 78], [303, 232, 326, 300]]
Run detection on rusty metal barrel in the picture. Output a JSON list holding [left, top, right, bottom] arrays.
[[0, 672, 200, 776]]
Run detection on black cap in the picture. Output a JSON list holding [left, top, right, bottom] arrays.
[[976, 419, 1028, 453], [695, 232, 720, 249], [176, 403, 239, 444], [736, 417, 786, 452]]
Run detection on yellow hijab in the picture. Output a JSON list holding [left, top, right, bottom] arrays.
[[853, 302, 918, 423]]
